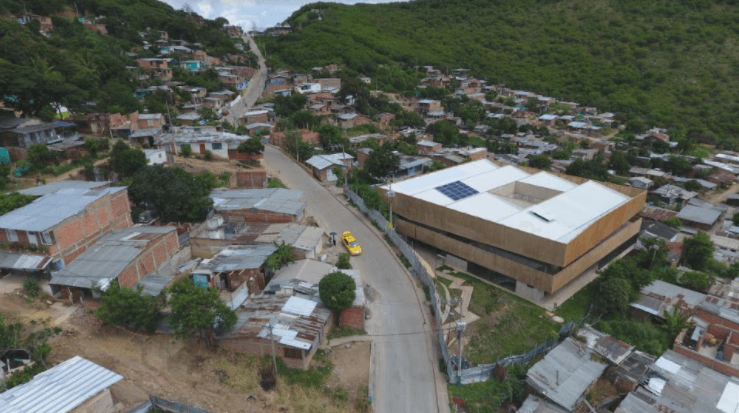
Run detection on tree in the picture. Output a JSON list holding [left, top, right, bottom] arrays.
[[0, 314, 61, 372], [110, 148, 147, 177], [426, 121, 465, 147], [198, 106, 217, 123], [527, 155, 551, 171], [680, 271, 715, 292], [237, 136, 264, 155], [128, 166, 214, 222], [663, 217, 683, 229], [733, 211, 739, 227], [180, 144, 193, 157], [96, 282, 164, 333], [664, 156, 693, 176], [682, 231, 714, 271], [167, 278, 237, 346], [265, 241, 295, 272], [319, 272, 356, 314], [599, 277, 631, 315], [609, 151, 631, 175], [662, 308, 694, 336], [364, 144, 400, 181], [27, 144, 55, 167], [683, 180, 702, 192]]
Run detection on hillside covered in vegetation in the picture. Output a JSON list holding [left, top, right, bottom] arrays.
[[266, 0, 739, 148], [0, 0, 244, 118]]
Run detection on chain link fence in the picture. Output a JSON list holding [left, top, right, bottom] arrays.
[[346, 189, 572, 384]]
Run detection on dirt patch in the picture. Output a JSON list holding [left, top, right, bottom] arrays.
[[325, 341, 370, 404], [173, 156, 248, 175], [1, 295, 371, 413]]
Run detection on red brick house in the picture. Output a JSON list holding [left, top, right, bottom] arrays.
[[49, 226, 180, 302], [0, 181, 132, 274], [336, 113, 369, 129], [136, 113, 165, 129]]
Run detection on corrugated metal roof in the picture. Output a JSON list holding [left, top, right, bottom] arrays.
[[210, 188, 305, 216], [676, 205, 722, 226], [0, 356, 122, 413], [526, 338, 607, 411], [134, 272, 173, 296], [0, 251, 52, 271], [18, 181, 112, 196], [220, 295, 331, 351], [576, 325, 633, 365], [195, 244, 277, 273], [518, 395, 568, 413], [282, 296, 317, 316], [0, 186, 126, 232], [50, 226, 176, 290], [615, 350, 736, 413]]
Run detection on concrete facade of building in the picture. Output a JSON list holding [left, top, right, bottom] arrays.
[[380, 160, 645, 302]]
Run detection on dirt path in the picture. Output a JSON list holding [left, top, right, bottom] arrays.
[[708, 182, 739, 204]]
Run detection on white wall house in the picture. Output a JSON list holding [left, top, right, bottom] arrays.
[[143, 148, 167, 165]]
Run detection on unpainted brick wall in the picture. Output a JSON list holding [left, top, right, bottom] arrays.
[[232, 171, 267, 188], [339, 306, 364, 330]]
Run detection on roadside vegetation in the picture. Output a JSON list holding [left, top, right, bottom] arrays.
[[437, 266, 559, 365]]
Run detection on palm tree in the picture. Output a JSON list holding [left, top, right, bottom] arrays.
[[662, 308, 694, 336]]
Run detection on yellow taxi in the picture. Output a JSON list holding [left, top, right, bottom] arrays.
[[341, 231, 362, 256]]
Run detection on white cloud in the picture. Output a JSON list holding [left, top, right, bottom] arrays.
[[162, 0, 408, 29]]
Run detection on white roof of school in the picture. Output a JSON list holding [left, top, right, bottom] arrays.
[[383, 159, 630, 244], [0, 356, 122, 413]]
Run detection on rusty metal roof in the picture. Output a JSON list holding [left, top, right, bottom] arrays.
[[220, 295, 331, 350]]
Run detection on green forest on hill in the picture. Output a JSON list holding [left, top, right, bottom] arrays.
[[0, 0, 243, 118], [265, 0, 739, 149]]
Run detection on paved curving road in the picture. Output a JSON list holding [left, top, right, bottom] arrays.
[[223, 35, 269, 125], [264, 146, 449, 413]]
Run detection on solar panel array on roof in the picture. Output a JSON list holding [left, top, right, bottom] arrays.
[[436, 181, 479, 201]]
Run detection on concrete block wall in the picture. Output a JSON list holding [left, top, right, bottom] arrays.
[[222, 210, 296, 224]]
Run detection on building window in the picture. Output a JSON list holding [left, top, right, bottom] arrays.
[[147, 119, 155, 126], [40, 231, 53, 245], [211, 142, 223, 150], [27, 231, 38, 246], [284, 348, 302, 359], [5, 229, 18, 242]]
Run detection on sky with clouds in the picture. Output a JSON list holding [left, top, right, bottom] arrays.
[[161, 0, 407, 30]]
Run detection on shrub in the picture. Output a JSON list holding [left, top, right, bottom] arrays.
[[336, 253, 352, 269], [203, 150, 213, 160], [180, 145, 192, 157], [23, 278, 41, 298]]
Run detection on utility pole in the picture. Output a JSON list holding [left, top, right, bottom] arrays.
[[386, 177, 394, 229], [267, 323, 278, 379]]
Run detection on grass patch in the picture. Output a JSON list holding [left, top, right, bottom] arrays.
[[423, 285, 431, 301], [397, 253, 412, 269], [268, 177, 287, 188], [275, 351, 332, 388], [328, 326, 367, 341], [554, 280, 597, 322], [447, 363, 529, 412], [688, 144, 714, 159], [439, 267, 559, 365], [383, 234, 396, 247]]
